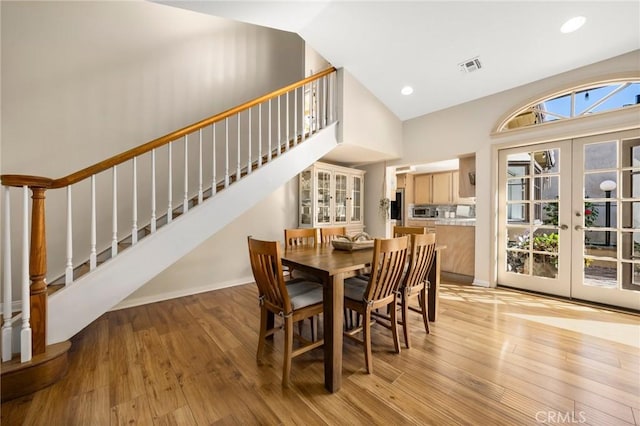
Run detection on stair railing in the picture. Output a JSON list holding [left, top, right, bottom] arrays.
[[1, 67, 337, 363]]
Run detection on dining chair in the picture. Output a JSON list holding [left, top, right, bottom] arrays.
[[393, 225, 427, 237], [343, 236, 408, 374], [247, 237, 324, 387], [396, 233, 437, 347], [320, 226, 347, 244], [284, 228, 319, 248], [283, 228, 322, 283]]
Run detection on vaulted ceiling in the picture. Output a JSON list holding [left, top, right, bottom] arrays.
[[157, 1, 640, 121]]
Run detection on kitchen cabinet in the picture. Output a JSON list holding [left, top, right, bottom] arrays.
[[299, 162, 365, 233], [432, 172, 452, 204], [452, 171, 476, 205], [414, 171, 453, 204], [406, 219, 437, 233], [435, 224, 475, 279], [413, 174, 432, 204]]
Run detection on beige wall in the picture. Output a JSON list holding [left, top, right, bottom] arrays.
[[401, 49, 640, 285], [337, 69, 403, 162], [120, 177, 299, 307], [1, 1, 304, 296]]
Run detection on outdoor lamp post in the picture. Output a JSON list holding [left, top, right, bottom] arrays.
[[599, 180, 617, 246]]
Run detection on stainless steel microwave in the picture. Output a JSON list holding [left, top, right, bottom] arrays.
[[412, 206, 434, 218]]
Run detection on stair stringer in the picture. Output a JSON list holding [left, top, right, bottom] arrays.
[[46, 123, 339, 344]]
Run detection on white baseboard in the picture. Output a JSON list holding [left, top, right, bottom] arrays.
[[472, 279, 490, 287], [110, 275, 256, 311]]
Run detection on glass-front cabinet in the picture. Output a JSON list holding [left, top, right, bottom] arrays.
[[299, 162, 365, 233]]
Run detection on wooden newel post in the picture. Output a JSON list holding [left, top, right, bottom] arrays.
[[29, 187, 48, 355]]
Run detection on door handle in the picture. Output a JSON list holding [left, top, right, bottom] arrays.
[[575, 225, 584, 231], [559, 224, 569, 230]]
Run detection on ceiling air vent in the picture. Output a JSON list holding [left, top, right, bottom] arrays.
[[459, 57, 482, 73]]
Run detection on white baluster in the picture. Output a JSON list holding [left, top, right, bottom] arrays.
[[90, 175, 97, 269], [277, 96, 281, 156], [258, 104, 263, 168], [329, 73, 335, 123], [111, 166, 118, 257], [167, 142, 173, 222], [286, 92, 290, 151], [131, 157, 138, 245], [2, 186, 13, 361], [268, 99, 272, 162], [20, 186, 31, 363], [65, 186, 73, 285], [225, 118, 230, 188], [198, 129, 203, 204], [322, 75, 328, 128], [236, 113, 241, 181], [183, 135, 189, 214], [247, 108, 252, 174], [294, 87, 298, 146], [212, 123, 217, 195], [150, 149, 157, 233], [302, 84, 307, 142]]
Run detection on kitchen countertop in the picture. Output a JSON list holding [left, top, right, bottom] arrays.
[[435, 218, 476, 226], [409, 217, 476, 226]]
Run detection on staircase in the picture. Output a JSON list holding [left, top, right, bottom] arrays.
[[0, 68, 338, 400]]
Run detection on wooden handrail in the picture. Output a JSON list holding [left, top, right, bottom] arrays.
[[1, 67, 336, 189]]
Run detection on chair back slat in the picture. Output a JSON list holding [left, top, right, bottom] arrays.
[[284, 228, 318, 249], [393, 226, 427, 237], [320, 226, 347, 244], [247, 237, 292, 314], [402, 233, 437, 291], [364, 236, 408, 303]]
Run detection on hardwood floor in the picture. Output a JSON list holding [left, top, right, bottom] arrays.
[[2, 282, 638, 425]]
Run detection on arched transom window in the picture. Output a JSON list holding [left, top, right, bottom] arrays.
[[498, 79, 640, 132]]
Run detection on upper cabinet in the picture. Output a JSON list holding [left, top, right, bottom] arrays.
[[458, 155, 476, 198], [299, 162, 365, 231], [414, 172, 453, 204]]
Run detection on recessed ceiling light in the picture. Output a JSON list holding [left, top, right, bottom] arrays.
[[401, 86, 413, 96], [560, 16, 586, 34]]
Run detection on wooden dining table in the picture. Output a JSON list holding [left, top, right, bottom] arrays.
[[281, 243, 444, 393]]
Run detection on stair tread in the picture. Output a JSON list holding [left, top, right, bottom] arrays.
[[1, 341, 71, 374]]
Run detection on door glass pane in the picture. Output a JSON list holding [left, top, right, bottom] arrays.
[[317, 171, 331, 224], [621, 137, 640, 167], [507, 203, 529, 224], [506, 250, 529, 275], [507, 153, 530, 176], [351, 176, 362, 222], [533, 229, 559, 254], [622, 262, 640, 289], [533, 254, 558, 278], [621, 232, 640, 261], [507, 227, 530, 248], [621, 171, 640, 198], [583, 201, 606, 228], [584, 260, 617, 288], [535, 202, 558, 225], [584, 141, 617, 170], [621, 201, 640, 229], [334, 174, 347, 223], [300, 170, 311, 225], [507, 177, 530, 201], [584, 230, 617, 258], [534, 176, 559, 200], [533, 149, 559, 174], [584, 172, 618, 198]]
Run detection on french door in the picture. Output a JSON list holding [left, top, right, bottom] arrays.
[[498, 129, 640, 310]]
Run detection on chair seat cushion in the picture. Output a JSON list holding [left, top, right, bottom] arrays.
[[286, 279, 322, 296], [344, 277, 368, 301], [290, 287, 324, 310]]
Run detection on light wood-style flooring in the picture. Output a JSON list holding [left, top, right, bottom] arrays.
[[2, 282, 639, 425]]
